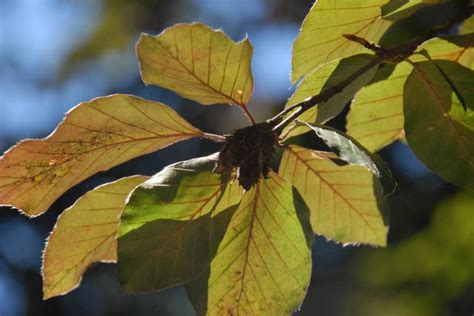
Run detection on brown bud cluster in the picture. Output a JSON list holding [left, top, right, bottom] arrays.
[[214, 122, 278, 190]]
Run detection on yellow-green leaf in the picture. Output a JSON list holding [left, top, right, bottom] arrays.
[[137, 23, 254, 107], [404, 60, 474, 188], [284, 54, 380, 139], [347, 35, 473, 152], [280, 145, 388, 246], [291, 0, 390, 83], [419, 34, 474, 68], [118, 155, 244, 292], [0, 94, 201, 216], [198, 171, 313, 315], [298, 121, 395, 194], [381, 0, 434, 20], [42, 175, 148, 299], [346, 61, 411, 152]]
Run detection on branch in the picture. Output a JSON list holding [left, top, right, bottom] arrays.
[[200, 132, 226, 142], [239, 104, 257, 125], [268, 5, 473, 134]]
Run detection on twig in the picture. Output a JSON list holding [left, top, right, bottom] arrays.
[[268, 5, 473, 134], [201, 132, 226, 142], [239, 104, 257, 125]]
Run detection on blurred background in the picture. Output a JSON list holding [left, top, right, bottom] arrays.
[[0, 0, 473, 315]]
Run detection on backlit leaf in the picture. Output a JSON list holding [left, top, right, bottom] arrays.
[[0, 94, 201, 216], [347, 35, 473, 152], [298, 121, 395, 194], [284, 54, 380, 139], [419, 34, 474, 67], [280, 145, 387, 246], [292, 0, 389, 83], [404, 60, 474, 189], [137, 23, 254, 107], [118, 154, 244, 292], [378, 1, 471, 49], [346, 61, 411, 152], [42, 175, 149, 299], [381, 0, 433, 20], [191, 171, 313, 315]]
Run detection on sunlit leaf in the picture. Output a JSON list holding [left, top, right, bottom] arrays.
[[0, 94, 201, 216], [137, 23, 254, 107], [381, 0, 434, 20], [404, 60, 474, 189], [284, 54, 380, 139], [298, 121, 395, 194], [419, 34, 474, 67], [280, 145, 387, 245], [347, 35, 473, 152], [42, 175, 148, 299], [346, 62, 410, 152], [118, 154, 243, 292], [460, 16, 474, 34], [292, 0, 389, 83], [378, 1, 471, 49], [187, 171, 313, 315]]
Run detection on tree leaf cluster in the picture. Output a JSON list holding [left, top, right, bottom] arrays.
[[0, 1, 472, 314]]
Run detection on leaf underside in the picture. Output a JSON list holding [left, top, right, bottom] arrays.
[[42, 175, 149, 299], [284, 54, 380, 138], [118, 154, 243, 292], [0, 94, 201, 216], [346, 34, 473, 152], [404, 60, 474, 189], [292, 0, 390, 83], [187, 171, 313, 316], [137, 23, 254, 107], [280, 145, 387, 246]]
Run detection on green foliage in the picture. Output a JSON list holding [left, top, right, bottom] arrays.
[[0, 1, 473, 314], [404, 59, 474, 188], [356, 191, 474, 316]]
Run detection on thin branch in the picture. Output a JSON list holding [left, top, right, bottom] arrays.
[[200, 132, 226, 143], [239, 104, 257, 125], [268, 5, 473, 134]]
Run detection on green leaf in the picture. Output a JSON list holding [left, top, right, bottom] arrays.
[[137, 23, 254, 107], [187, 171, 313, 315], [292, 0, 390, 83], [284, 54, 380, 139], [280, 145, 388, 246], [419, 34, 474, 68], [42, 175, 149, 299], [378, 1, 471, 48], [404, 60, 474, 189], [347, 61, 411, 152], [117, 154, 243, 292], [381, 0, 435, 20], [0, 94, 201, 216], [460, 16, 474, 34], [298, 121, 396, 194], [347, 35, 473, 152]]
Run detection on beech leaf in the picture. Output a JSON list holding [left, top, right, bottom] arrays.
[[404, 60, 474, 189], [117, 154, 244, 292], [347, 34, 473, 152], [284, 54, 380, 139], [292, 0, 390, 83], [187, 171, 313, 315], [298, 121, 395, 194], [0, 94, 201, 216], [280, 145, 388, 246], [137, 23, 254, 107], [42, 175, 149, 299]]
